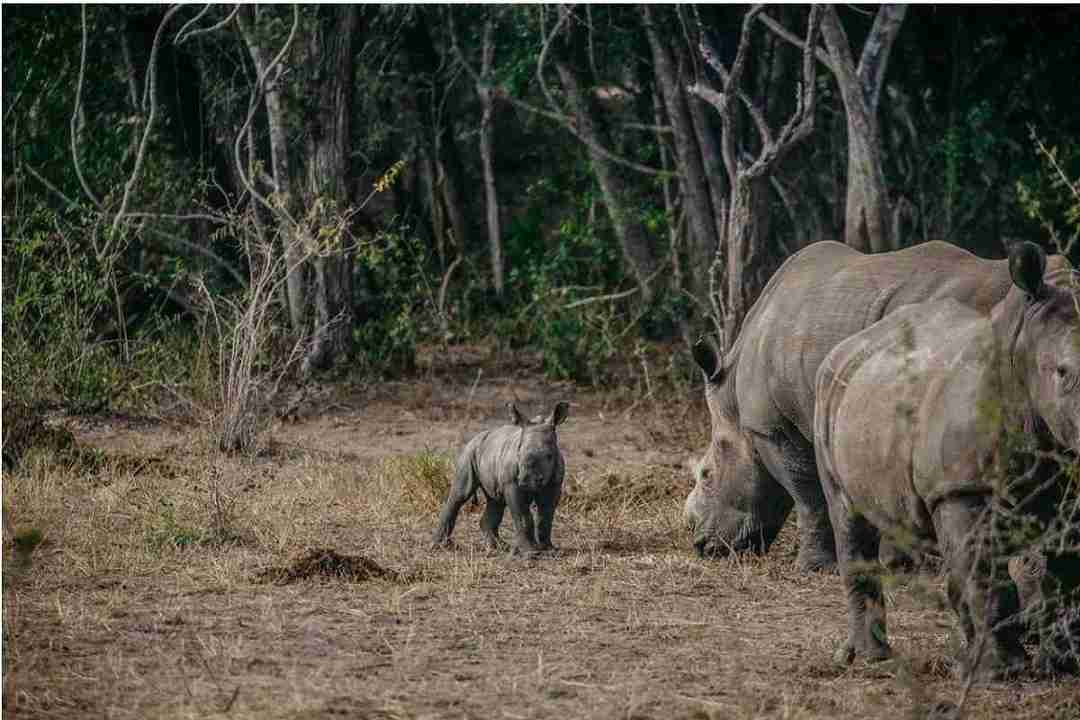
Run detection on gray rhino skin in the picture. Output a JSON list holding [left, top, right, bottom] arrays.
[[814, 242, 1080, 682], [687, 239, 1067, 571], [432, 401, 569, 557]]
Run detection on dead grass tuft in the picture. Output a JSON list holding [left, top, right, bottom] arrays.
[[254, 546, 403, 585], [565, 469, 685, 513], [381, 449, 454, 514]]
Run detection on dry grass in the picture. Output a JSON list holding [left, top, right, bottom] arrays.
[[3, 376, 1079, 720]]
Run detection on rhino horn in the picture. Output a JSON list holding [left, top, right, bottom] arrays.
[[1009, 241, 1048, 300]]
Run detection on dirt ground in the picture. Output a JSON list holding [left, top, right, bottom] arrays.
[[4, 352, 1080, 719]]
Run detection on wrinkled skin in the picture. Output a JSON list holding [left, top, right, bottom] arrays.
[[432, 402, 569, 558], [814, 242, 1080, 682], [687, 239, 1068, 571]]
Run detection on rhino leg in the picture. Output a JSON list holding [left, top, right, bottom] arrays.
[[755, 435, 836, 571], [505, 487, 542, 558], [534, 480, 562, 552], [935, 498, 1025, 683], [480, 498, 507, 550], [831, 505, 891, 665], [432, 459, 478, 548]]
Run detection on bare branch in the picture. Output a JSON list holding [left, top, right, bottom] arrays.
[[564, 286, 640, 310], [717, 5, 766, 185], [536, 8, 571, 124], [24, 163, 80, 210], [111, 4, 186, 241], [756, 10, 836, 74], [70, 5, 102, 210], [744, 4, 822, 178], [234, 4, 302, 230], [175, 4, 241, 45]]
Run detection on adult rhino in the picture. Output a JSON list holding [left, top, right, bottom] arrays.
[[814, 242, 1080, 681], [687, 239, 1067, 570]]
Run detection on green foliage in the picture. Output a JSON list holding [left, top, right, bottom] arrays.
[[2, 206, 125, 413], [1016, 132, 1080, 259], [352, 222, 439, 376]]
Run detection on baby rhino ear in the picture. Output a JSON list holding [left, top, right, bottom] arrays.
[[507, 402, 526, 426], [549, 401, 570, 427]]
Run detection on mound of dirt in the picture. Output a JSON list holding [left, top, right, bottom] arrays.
[[255, 547, 398, 585]]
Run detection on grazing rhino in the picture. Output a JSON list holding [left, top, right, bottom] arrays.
[[432, 401, 569, 557], [814, 242, 1080, 681], [687, 239, 1067, 571]]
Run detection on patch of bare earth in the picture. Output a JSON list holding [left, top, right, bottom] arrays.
[[4, 356, 1078, 719]]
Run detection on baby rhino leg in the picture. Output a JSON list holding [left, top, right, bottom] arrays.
[[432, 461, 478, 548], [534, 480, 562, 552], [480, 497, 507, 550]]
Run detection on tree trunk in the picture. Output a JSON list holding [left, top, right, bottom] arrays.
[[723, 176, 770, 343], [553, 8, 657, 301], [237, 5, 306, 336], [404, 10, 473, 260], [302, 5, 359, 374], [819, 5, 907, 253], [478, 18, 503, 297], [643, 6, 718, 307]]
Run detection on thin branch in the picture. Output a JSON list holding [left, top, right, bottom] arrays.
[[447, 7, 663, 178], [147, 227, 247, 288], [717, 4, 766, 185], [25, 162, 245, 286], [233, 4, 301, 230], [562, 261, 669, 310], [756, 9, 836, 74], [122, 212, 231, 225], [536, 8, 571, 126], [4, 28, 49, 125], [71, 5, 102, 210], [24, 163, 80, 210], [111, 4, 186, 241], [175, 4, 243, 46], [173, 4, 213, 44], [563, 286, 640, 310]]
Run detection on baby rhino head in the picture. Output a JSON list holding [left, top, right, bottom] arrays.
[[508, 401, 569, 490]]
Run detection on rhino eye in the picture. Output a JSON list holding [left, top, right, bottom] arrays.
[[1057, 365, 1080, 392]]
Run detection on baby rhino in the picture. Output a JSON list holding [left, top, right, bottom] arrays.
[[432, 401, 569, 557]]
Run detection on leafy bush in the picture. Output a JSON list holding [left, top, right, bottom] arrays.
[[2, 206, 126, 413]]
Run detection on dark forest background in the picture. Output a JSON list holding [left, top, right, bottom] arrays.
[[4, 4, 1079, 435]]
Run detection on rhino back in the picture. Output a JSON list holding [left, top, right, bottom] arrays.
[[461, 425, 522, 496], [816, 299, 990, 531], [735, 241, 1011, 441]]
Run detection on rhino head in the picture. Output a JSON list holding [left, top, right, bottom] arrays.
[[1002, 242, 1080, 452], [507, 401, 569, 491], [685, 341, 792, 558]]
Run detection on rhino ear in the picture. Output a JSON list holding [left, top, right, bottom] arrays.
[[507, 402, 526, 426], [1009, 241, 1048, 300], [692, 338, 726, 384], [549, 401, 569, 427]]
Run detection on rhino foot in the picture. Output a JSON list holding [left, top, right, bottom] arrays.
[[833, 641, 892, 667]]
